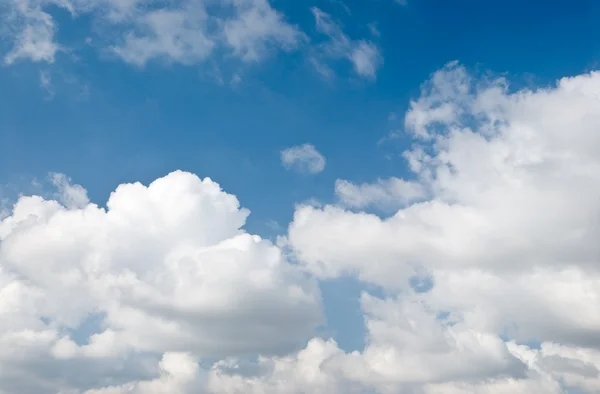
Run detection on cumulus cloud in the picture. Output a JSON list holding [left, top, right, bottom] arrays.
[[4, 62, 600, 394], [310, 7, 382, 80], [0, 170, 322, 393], [280, 143, 326, 174], [289, 62, 600, 284], [81, 352, 203, 394], [1, 0, 304, 66], [279, 63, 600, 392], [207, 338, 354, 394], [208, 292, 564, 394]]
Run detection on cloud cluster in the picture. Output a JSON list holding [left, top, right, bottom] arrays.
[[280, 63, 600, 392], [2, 0, 383, 80], [3, 63, 600, 393], [0, 171, 321, 393], [2, 0, 305, 66]]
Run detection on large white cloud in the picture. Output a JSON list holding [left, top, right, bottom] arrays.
[[289, 63, 600, 286], [0, 170, 322, 393], [276, 63, 600, 393]]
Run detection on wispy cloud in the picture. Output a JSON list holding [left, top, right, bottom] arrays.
[[310, 7, 382, 80], [3, 1, 60, 64], [2, 0, 305, 67], [367, 22, 381, 37], [335, 177, 425, 210], [39, 70, 54, 99]]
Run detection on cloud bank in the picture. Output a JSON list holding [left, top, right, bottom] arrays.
[[2, 63, 600, 393]]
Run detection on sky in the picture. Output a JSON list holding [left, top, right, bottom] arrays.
[[1, 0, 600, 393]]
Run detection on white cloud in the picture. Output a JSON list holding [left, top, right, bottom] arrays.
[[208, 292, 564, 394], [335, 177, 425, 210], [350, 40, 380, 78], [39, 69, 54, 97], [222, 0, 306, 63], [50, 173, 89, 209], [276, 63, 600, 392], [289, 62, 600, 287], [0, 170, 322, 393], [3, 1, 60, 64], [81, 353, 203, 394], [207, 338, 354, 394], [111, 5, 214, 66], [2, 0, 305, 67], [4, 62, 600, 393], [311, 7, 382, 80], [280, 143, 326, 174]]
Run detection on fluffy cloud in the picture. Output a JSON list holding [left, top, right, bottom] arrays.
[[280, 143, 326, 174], [207, 338, 353, 394], [278, 62, 600, 392], [1, 0, 304, 66], [81, 352, 203, 394], [0, 171, 322, 393], [209, 292, 565, 394], [4, 62, 600, 393], [310, 7, 383, 80], [289, 62, 600, 286]]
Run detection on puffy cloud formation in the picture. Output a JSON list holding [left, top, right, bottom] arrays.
[[310, 7, 383, 80], [2, 0, 304, 66], [81, 352, 203, 394], [0, 171, 322, 393], [3, 63, 600, 393], [281, 143, 326, 174], [290, 62, 600, 287], [280, 63, 600, 393]]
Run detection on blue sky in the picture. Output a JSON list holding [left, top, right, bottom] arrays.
[[3, 0, 599, 235], [2, 0, 600, 393]]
